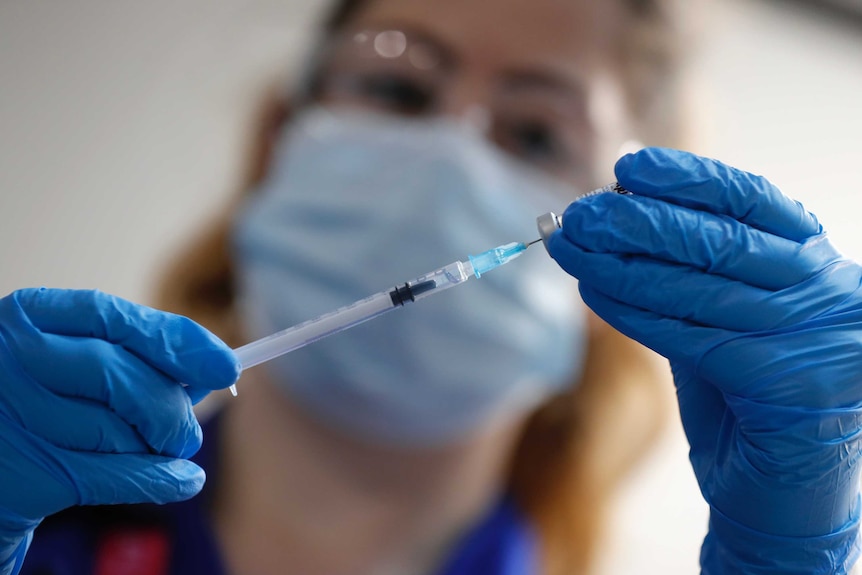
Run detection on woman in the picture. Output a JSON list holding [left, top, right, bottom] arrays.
[[6, 1, 862, 574], [4, 0, 682, 574], [157, 0, 682, 573]]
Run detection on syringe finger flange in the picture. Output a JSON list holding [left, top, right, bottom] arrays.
[[389, 280, 438, 306]]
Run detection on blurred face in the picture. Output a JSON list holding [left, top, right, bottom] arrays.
[[233, 0, 636, 445], [311, 0, 636, 187]]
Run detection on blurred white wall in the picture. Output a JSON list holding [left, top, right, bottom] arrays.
[[0, 1, 860, 574], [698, 0, 862, 259], [0, 0, 320, 302]]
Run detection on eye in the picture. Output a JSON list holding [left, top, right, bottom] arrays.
[[495, 118, 566, 167], [354, 74, 435, 116]]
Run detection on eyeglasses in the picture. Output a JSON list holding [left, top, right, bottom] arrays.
[[305, 27, 598, 182]]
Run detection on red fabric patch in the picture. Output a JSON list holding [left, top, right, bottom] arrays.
[[94, 529, 170, 575]]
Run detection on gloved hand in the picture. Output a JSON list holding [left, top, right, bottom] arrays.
[[0, 288, 239, 575], [548, 148, 862, 574]]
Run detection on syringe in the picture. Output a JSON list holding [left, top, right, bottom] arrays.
[[228, 240, 534, 395]]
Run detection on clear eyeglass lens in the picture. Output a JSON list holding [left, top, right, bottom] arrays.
[[311, 28, 594, 180]]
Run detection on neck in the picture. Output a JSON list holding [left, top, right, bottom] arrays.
[[210, 372, 522, 575]]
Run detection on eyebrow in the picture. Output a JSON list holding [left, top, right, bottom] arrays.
[[500, 68, 590, 101]]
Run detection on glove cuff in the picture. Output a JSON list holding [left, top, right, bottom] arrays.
[[702, 506, 861, 575], [0, 509, 40, 575]]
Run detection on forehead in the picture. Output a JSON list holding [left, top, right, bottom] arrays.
[[346, 0, 626, 78]]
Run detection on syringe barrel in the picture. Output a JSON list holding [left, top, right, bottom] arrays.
[[235, 290, 396, 371], [234, 262, 472, 373], [408, 261, 472, 301]]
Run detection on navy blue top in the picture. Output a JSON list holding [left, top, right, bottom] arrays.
[[19, 415, 539, 575]]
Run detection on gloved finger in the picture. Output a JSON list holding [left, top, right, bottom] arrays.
[[577, 283, 825, 402], [0, 426, 206, 519], [0, 368, 149, 453], [577, 282, 846, 405], [559, 192, 839, 290], [11, 333, 202, 459], [698, 311, 862, 409], [615, 148, 821, 242], [576, 282, 728, 368], [73, 452, 206, 507], [548, 233, 851, 331], [551, 242, 766, 330], [12, 288, 239, 394]]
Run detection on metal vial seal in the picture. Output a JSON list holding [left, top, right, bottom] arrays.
[[535, 183, 632, 253], [536, 212, 563, 253]]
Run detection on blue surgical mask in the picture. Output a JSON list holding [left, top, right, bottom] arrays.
[[231, 106, 587, 446]]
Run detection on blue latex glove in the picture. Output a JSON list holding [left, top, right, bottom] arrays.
[[548, 148, 862, 574], [0, 288, 239, 575]]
